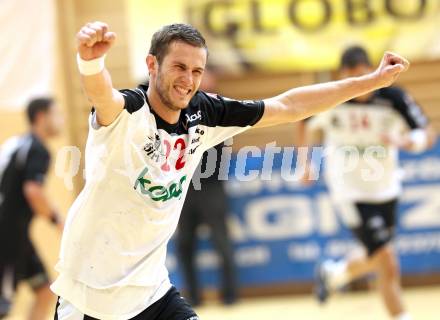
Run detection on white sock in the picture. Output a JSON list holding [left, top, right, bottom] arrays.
[[394, 313, 411, 320], [324, 260, 350, 290]]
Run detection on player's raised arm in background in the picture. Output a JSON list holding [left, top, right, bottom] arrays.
[[76, 21, 124, 126], [256, 52, 410, 128]]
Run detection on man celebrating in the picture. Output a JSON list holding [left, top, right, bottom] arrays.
[[52, 21, 409, 319]]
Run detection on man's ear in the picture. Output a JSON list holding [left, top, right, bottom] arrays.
[[146, 54, 158, 77], [34, 111, 45, 127]]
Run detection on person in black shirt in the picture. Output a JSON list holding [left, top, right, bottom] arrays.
[[0, 98, 64, 319]]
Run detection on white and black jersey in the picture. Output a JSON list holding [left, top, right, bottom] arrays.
[[307, 87, 428, 203], [51, 84, 264, 319]]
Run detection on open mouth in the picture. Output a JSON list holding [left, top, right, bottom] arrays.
[[174, 85, 191, 98]]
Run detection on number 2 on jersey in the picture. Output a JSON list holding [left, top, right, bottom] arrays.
[[161, 139, 187, 171]]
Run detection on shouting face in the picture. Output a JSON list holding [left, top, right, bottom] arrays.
[[149, 41, 207, 111]]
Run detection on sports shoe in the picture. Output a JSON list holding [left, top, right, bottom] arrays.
[[314, 260, 330, 304]]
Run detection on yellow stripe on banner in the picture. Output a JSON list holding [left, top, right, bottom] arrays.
[[128, 0, 440, 74]]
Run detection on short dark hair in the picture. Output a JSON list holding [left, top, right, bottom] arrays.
[[149, 23, 208, 64], [26, 97, 53, 124], [340, 46, 371, 69]]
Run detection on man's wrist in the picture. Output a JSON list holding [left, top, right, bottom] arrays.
[[77, 54, 106, 75], [360, 71, 382, 92]]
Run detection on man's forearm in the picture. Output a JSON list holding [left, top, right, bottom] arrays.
[[76, 22, 123, 126], [23, 182, 60, 224], [258, 52, 408, 127], [277, 73, 377, 121], [80, 67, 124, 126], [81, 68, 114, 104]]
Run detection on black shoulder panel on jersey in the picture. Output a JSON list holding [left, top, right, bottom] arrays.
[[377, 87, 428, 129], [153, 107, 191, 135], [193, 91, 264, 128], [89, 85, 146, 115], [120, 85, 147, 114]]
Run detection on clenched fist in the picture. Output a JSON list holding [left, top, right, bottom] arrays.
[[373, 52, 410, 88], [76, 21, 116, 61]]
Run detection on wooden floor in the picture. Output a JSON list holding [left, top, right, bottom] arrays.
[[196, 286, 440, 320], [6, 285, 440, 319]]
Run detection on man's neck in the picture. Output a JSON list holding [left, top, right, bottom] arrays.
[[31, 126, 49, 144], [146, 86, 181, 125]]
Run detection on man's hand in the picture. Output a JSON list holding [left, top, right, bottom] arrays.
[[382, 127, 435, 153], [299, 162, 318, 187], [373, 52, 410, 88], [77, 21, 116, 61], [76, 21, 124, 126]]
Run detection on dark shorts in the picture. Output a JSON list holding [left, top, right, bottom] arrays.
[[350, 199, 397, 256], [0, 242, 49, 317], [54, 286, 199, 320]]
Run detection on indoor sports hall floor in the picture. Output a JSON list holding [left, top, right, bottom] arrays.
[[7, 285, 440, 319]]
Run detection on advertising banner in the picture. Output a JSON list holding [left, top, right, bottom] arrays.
[[167, 141, 440, 289], [129, 0, 440, 76]]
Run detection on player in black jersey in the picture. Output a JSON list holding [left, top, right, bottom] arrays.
[[301, 46, 435, 320], [0, 98, 63, 319]]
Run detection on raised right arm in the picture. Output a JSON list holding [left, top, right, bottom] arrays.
[[76, 21, 124, 126]]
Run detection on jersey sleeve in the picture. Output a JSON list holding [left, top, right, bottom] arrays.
[[23, 145, 50, 184], [120, 87, 146, 113], [197, 91, 265, 149], [386, 87, 428, 129], [89, 87, 146, 131]]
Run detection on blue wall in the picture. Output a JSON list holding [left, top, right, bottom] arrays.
[[168, 142, 440, 289]]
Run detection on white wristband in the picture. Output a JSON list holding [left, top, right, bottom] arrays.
[[408, 128, 428, 153], [76, 54, 106, 75]]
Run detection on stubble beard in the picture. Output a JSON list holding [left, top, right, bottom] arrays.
[[156, 70, 182, 112]]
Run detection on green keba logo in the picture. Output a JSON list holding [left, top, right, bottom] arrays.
[[134, 167, 187, 202]]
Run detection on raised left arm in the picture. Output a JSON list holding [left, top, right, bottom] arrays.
[[256, 52, 409, 128]]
